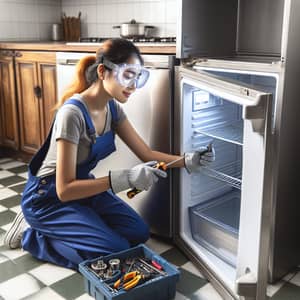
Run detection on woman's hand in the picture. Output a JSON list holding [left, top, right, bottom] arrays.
[[109, 161, 167, 194], [184, 145, 215, 173]]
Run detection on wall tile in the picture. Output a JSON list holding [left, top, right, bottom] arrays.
[[0, 0, 176, 42], [64, 0, 176, 38], [0, 1, 62, 41]]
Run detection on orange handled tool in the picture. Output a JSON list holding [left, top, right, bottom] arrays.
[[127, 162, 167, 199], [113, 271, 150, 291], [126, 157, 183, 199]]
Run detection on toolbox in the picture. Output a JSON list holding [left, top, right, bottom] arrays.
[[79, 244, 180, 300]]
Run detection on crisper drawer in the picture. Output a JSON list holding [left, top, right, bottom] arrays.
[[189, 190, 241, 267]]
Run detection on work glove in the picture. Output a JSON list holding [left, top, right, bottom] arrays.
[[184, 145, 215, 173], [109, 161, 167, 194]]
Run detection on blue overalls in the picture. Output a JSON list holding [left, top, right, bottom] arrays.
[[21, 99, 149, 270]]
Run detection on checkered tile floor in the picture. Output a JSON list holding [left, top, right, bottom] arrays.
[[0, 157, 300, 299]]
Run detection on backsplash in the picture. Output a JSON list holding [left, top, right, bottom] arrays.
[[0, 0, 61, 41], [62, 0, 177, 38], [0, 0, 177, 42]]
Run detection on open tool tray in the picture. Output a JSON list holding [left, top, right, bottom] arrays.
[[189, 190, 241, 267], [79, 244, 180, 300]]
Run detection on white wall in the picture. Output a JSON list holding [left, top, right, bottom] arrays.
[[0, 0, 177, 41], [62, 0, 177, 38], [0, 0, 62, 41]]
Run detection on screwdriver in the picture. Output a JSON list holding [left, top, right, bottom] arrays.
[[127, 156, 184, 199]]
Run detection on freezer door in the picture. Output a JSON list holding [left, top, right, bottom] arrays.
[[176, 0, 238, 58], [176, 67, 272, 299]]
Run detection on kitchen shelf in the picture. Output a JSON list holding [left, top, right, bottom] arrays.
[[201, 161, 242, 190], [194, 121, 243, 146]]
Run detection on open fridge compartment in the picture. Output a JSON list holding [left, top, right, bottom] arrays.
[[189, 189, 241, 267]]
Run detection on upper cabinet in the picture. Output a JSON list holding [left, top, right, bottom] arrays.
[[15, 51, 57, 154], [176, 0, 288, 59]]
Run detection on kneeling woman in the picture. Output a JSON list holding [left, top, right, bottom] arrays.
[[4, 38, 214, 270]]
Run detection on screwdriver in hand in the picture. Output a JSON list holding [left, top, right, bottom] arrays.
[[127, 156, 184, 199]]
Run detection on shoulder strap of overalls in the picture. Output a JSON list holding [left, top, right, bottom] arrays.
[[64, 99, 96, 142], [108, 99, 118, 123]]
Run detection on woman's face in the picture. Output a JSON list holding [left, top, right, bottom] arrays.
[[102, 56, 141, 103]]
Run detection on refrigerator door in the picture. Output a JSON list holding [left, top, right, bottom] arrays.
[[174, 67, 272, 299]]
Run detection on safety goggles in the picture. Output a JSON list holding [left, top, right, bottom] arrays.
[[103, 58, 150, 89]]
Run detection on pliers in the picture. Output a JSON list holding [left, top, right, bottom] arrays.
[[113, 271, 149, 291]]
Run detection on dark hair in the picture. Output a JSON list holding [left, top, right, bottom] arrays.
[[56, 38, 143, 109]]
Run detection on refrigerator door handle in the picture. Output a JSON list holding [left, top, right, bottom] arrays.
[[243, 94, 272, 133]]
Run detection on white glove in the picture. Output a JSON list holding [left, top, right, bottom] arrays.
[[184, 145, 215, 173], [109, 161, 167, 194]]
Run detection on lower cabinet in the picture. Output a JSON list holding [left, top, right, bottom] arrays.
[[15, 51, 57, 154], [0, 50, 19, 149]]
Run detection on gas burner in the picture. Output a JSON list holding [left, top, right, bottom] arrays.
[[79, 37, 176, 43], [80, 37, 109, 43]]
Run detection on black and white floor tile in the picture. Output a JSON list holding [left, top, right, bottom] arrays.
[[0, 157, 300, 300]]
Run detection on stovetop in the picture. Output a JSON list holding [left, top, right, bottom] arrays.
[[80, 37, 176, 43], [66, 37, 176, 46]]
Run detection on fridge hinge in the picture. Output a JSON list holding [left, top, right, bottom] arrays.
[[236, 272, 257, 299]]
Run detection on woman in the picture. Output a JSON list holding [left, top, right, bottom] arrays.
[[4, 38, 214, 270]]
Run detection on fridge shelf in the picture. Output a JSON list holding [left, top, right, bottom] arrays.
[[194, 121, 243, 146], [201, 162, 242, 190]]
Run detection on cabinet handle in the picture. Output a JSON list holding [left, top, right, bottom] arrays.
[[14, 51, 22, 57], [34, 86, 42, 98]]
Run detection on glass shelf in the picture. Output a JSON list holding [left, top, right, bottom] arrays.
[[194, 120, 243, 146], [201, 161, 242, 190]]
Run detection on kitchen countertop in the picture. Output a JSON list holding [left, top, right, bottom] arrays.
[[0, 41, 176, 54]]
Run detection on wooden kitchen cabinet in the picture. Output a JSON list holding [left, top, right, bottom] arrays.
[[15, 51, 57, 154], [0, 50, 19, 149]]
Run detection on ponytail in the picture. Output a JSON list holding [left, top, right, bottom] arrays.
[[53, 55, 96, 110]]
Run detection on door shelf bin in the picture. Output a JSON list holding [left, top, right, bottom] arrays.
[[189, 190, 241, 267], [79, 244, 180, 300]]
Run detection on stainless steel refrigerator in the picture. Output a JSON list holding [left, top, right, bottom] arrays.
[[174, 0, 300, 299]]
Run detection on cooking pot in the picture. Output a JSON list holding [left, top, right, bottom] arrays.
[[113, 19, 155, 38]]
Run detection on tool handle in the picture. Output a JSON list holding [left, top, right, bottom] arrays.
[[126, 162, 166, 199], [127, 188, 142, 199]]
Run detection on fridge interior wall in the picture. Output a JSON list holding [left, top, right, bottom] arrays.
[[180, 73, 276, 289]]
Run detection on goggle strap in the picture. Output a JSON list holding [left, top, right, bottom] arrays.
[[103, 58, 117, 70]]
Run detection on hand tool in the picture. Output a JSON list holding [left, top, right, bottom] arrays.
[[109, 258, 120, 271], [113, 271, 150, 291], [137, 258, 167, 276], [127, 156, 184, 199], [151, 260, 163, 271], [91, 260, 107, 277], [202, 142, 212, 155]]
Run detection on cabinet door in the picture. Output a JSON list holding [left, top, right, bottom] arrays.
[[15, 52, 57, 154], [16, 53, 41, 154], [0, 51, 19, 149], [37, 57, 57, 141]]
